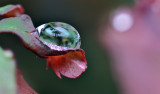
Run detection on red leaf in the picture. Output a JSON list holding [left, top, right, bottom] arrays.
[[0, 4, 24, 17], [46, 50, 87, 78], [16, 70, 38, 94]]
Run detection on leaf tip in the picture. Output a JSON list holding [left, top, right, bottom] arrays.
[[46, 50, 87, 79]]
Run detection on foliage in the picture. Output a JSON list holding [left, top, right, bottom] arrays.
[[0, 4, 87, 94]]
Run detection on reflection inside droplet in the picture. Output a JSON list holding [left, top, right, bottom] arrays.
[[112, 12, 133, 32], [36, 22, 81, 49]]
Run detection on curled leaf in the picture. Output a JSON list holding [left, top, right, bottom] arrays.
[[0, 15, 71, 57]]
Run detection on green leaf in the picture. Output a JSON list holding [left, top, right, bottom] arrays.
[[0, 15, 77, 57], [0, 14, 35, 44], [0, 47, 17, 94]]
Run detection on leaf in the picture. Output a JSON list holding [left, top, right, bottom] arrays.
[[16, 70, 38, 94], [47, 50, 87, 78], [0, 14, 37, 50], [0, 15, 78, 57], [0, 47, 37, 94], [0, 4, 87, 79], [0, 48, 17, 94], [0, 4, 24, 17]]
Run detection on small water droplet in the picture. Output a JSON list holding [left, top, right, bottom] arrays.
[[36, 22, 81, 49]]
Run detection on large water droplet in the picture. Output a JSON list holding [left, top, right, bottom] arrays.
[[36, 22, 81, 49]]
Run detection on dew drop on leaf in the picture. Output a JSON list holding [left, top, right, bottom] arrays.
[[36, 22, 81, 49]]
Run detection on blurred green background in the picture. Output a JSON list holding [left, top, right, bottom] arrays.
[[0, 0, 133, 94]]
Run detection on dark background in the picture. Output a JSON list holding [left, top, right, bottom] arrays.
[[0, 0, 133, 94]]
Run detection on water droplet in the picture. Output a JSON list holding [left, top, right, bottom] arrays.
[[36, 22, 81, 49], [112, 12, 133, 32]]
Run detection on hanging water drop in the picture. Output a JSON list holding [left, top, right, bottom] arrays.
[[36, 22, 81, 49]]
